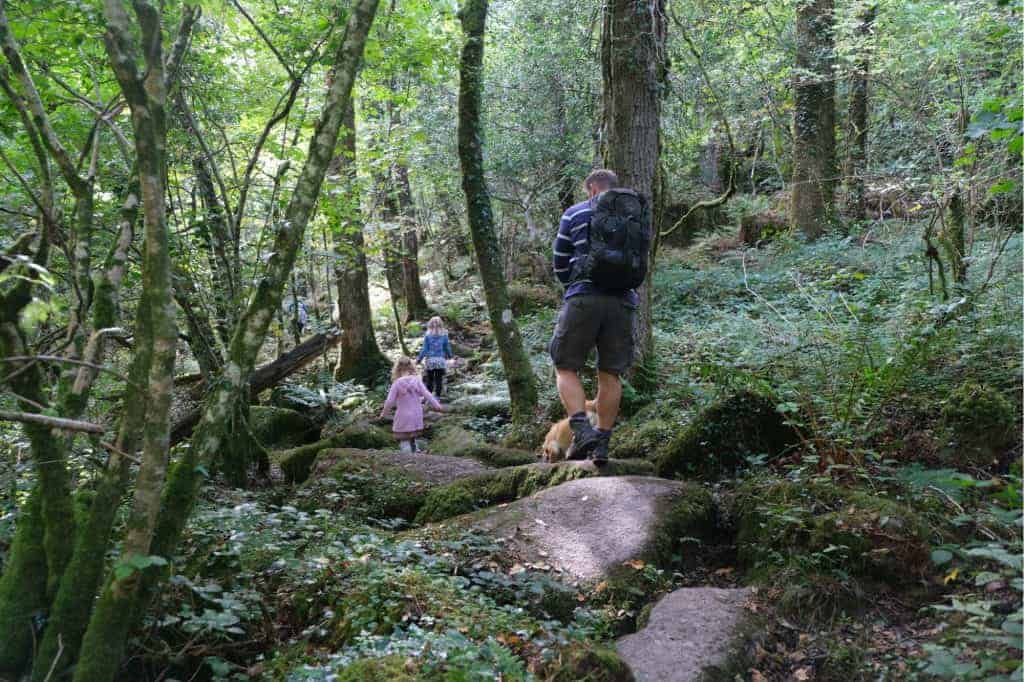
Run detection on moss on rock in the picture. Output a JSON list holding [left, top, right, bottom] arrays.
[[729, 477, 936, 586], [655, 391, 798, 480], [610, 418, 676, 460], [648, 482, 717, 567], [416, 462, 595, 524], [308, 452, 434, 521], [940, 381, 1017, 467], [274, 421, 392, 483], [249, 405, 319, 450], [542, 644, 635, 682], [430, 421, 535, 467]]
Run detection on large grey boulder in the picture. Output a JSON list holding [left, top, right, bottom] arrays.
[[469, 476, 711, 581], [617, 587, 751, 681]]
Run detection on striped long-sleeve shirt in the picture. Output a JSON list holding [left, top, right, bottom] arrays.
[[552, 197, 638, 304]]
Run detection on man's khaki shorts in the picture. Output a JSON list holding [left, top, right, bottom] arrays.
[[549, 293, 636, 375]]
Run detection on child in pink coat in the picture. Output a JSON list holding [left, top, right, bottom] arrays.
[[380, 356, 444, 453]]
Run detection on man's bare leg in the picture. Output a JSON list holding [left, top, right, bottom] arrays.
[[594, 370, 622, 431], [556, 368, 587, 416]]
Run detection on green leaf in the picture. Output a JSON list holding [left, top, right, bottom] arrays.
[[931, 549, 954, 565]]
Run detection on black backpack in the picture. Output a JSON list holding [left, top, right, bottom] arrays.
[[572, 188, 651, 291]]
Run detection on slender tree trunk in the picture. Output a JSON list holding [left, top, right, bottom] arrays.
[[457, 0, 537, 423], [192, 154, 239, 344], [173, 266, 224, 380], [111, 6, 381, 668], [600, 0, 666, 367], [842, 3, 876, 219], [332, 102, 390, 384], [791, 0, 836, 238], [394, 163, 432, 322], [73, 1, 180, 678], [945, 189, 968, 285]]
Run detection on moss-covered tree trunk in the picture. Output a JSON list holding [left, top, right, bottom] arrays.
[[99, 6, 382, 666], [193, 154, 240, 345], [394, 164, 432, 322], [333, 101, 390, 384], [791, 0, 836, 238], [457, 0, 537, 423], [841, 3, 876, 219], [73, 1, 179, 678], [600, 0, 666, 366]]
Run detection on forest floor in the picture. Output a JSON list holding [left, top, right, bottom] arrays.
[[1, 218, 1020, 681]]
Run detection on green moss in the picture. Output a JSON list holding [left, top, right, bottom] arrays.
[[249, 405, 318, 450], [655, 391, 798, 480], [730, 477, 936, 590], [334, 656, 417, 681], [940, 381, 1017, 467], [275, 435, 348, 484], [308, 450, 433, 521], [431, 422, 535, 467], [333, 420, 393, 450], [415, 462, 596, 524], [0, 488, 48, 675], [610, 418, 675, 460], [542, 644, 634, 682], [648, 482, 717, 567]]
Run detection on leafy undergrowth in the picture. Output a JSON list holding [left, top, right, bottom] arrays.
[[127, 483, 688, 681]]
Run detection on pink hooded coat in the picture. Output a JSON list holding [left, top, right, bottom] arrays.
[[381, 374, 442, 434]]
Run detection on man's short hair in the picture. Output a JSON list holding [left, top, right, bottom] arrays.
[[584, 169, 619, 192]]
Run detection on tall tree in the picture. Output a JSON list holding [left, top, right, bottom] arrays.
[[791, 0, 837, 237], [332, 100, 390, 383], [841, 2, 876, 218], [600, 0, 666, 367], [393, 162, 433, 322], [457, 0, 537, 423]]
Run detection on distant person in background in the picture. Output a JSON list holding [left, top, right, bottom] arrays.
[[417, 316, 454, 396], [287, 298, 308, 344], [380, 356, 444, 453]]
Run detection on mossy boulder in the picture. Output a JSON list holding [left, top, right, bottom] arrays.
[[542, 644, 634, 682], [416, 461, 595, 523], [940, 381, 1017, 467], [430, 421, 535, 467], [610, 418, 676, 460], [468, 477, 712, 581], [334, 420, 392, 450], [450, 394, 510, 417], [417, 460, 657, 524], [249, 405, 319, 450], [302, 449, 492, 521], [729, 477, 936, 586], [274, 421, 393, 484], [655, 391, 798, 480]]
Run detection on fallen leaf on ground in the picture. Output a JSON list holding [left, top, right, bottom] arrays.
[[624, 559, 645, 570]]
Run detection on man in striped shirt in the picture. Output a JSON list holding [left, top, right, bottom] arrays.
[[549, 169, 637, 464]]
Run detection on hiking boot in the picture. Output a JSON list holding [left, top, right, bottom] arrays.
[[566, 415, 601, 461], [590, 431, 611, 467]]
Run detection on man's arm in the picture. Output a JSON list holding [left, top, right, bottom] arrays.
[[552, 215, 573, 285]]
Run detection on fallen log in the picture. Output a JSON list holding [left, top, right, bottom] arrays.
[[170, 330, 341, 446]]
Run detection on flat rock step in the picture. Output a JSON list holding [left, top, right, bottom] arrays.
[[314, 448, 492, 485], [617, 587, 751, 682], [470, 476, 688, 581]]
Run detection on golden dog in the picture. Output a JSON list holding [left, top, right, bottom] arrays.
[[541, 400, 598, 463]]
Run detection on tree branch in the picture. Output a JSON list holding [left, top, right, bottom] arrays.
[[0, 409, 105, 433]]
